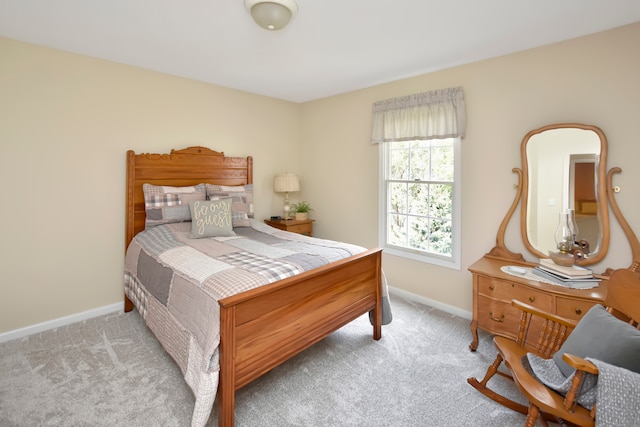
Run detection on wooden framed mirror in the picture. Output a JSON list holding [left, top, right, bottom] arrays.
[[521, 123, 609, 265], [486, 122, 640, 270]]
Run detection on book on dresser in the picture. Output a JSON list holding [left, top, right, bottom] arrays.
[[532, 267, 601, 289], [538, 258, 594, 278], [533, 258, 600, 289]]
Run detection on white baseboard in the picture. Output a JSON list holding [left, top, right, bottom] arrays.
[[388, 286, 472, 320], [1, 289, 465, 344], [0, 302, 123, 344]]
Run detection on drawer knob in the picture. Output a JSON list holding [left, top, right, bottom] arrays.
[[529, 297, 536, 303], [575, 308, 582, 315], [489, 311, 505, 323], [489, 285, 495, 291]]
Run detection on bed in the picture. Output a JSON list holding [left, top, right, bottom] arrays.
[[123, 146, 390, 426]]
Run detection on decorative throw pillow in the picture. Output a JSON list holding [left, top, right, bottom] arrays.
[[143, 183, 206, 229], [206, 184, 254, 222], [553, 304, 640, 377], [208, 196, 251, 227], [189, 199, 236, 239]]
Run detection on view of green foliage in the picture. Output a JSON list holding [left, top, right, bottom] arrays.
[[387, 139, 454, 256]]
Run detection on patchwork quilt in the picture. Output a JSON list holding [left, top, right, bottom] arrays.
[[124, 219, 391, 427]]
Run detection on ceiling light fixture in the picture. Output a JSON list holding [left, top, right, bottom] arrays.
[[245, 0, 298, 31]]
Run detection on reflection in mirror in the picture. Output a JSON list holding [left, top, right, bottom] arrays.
[[521, 124, 609, 265]]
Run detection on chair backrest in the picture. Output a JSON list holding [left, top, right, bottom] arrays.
[[604, 268, 640, 328], [516, 304, 575, 357]]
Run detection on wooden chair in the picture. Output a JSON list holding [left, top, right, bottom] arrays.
[[467, 268, 640, 427]]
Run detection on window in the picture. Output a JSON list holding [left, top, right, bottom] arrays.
[[370, 87, 464, 269], [380, 138, 461, 269]]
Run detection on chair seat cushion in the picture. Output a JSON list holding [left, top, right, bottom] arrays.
[[527, 353, 597, 409], [552, 304, 640, 377]]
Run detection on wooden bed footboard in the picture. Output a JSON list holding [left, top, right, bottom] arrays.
[[217, 247, 383, 427]]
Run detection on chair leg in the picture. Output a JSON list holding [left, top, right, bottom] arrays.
[[525, 403, 548, 427], [467, 353, 529, 415], [479, 353, 503, 387]]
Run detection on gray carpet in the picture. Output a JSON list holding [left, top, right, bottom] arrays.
[[0, 296, 534, 426]]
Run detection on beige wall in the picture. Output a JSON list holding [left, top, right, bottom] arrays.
[[300, 22, 640, 312], [0, 38, 301, 332], [2, 22, 639, 334]]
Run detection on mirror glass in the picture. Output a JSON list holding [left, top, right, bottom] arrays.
[[522, 125, 609, 264]]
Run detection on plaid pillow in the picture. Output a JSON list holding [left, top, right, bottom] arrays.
[[206, 184, 254, 225], [143, 183, 206, 229]]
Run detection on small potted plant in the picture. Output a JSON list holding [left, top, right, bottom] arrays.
[[290, 201, 313, 220]]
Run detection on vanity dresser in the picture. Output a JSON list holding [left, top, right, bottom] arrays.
[[468, 257, 606, 350], [469, 123, 640, 351]]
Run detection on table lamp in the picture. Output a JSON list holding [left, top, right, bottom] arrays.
[[274, 173, 300, 219]]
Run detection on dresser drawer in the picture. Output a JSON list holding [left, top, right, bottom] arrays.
[[477, 295, 550, 345], [476, 296, 522, 337], [477, 276, 553, 311], [556, 297, 598, 321]]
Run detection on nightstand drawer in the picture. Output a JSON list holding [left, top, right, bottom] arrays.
[[287, 223, 311, 235], [264, 219, 314, 236]]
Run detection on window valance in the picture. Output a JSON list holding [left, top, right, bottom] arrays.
[[371, 86, 466, 144]]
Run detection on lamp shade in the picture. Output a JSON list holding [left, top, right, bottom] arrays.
[[245, 0, 298, 31], [274, 173, 300, 193]]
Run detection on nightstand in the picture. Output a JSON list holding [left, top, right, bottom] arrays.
[[264, 219, 314, 236]]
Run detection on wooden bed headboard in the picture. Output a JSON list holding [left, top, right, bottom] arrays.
[[125, 146, 253, 250]]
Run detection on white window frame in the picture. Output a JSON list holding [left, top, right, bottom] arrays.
[[378, 138, 461, 270]]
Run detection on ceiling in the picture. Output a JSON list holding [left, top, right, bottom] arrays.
[[1, 1, 639, 103]]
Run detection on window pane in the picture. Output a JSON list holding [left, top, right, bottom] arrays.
[[410, 146, 431, 181], [388, 213, 407, 246], [390, 147, 409, 180], [431, 145, 454, 181], [429, 218, 452, 255], [408, 216, 430, 251], [429, 184, 452, 219], [408, 182, 428, 215], [389, 182, 407, 213]]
